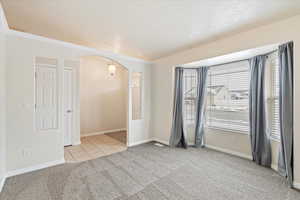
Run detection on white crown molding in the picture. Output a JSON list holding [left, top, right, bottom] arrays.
[[6, 29, 153, 65], [6, 158, 65, 178]]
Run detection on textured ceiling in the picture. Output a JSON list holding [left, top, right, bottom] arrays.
[[1, 0, 300, 60]]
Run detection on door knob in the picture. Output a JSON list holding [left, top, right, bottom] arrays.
[[67, 110, 72, 113]]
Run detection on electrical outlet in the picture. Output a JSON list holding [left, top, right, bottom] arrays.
[[22, 148, 31, 158]]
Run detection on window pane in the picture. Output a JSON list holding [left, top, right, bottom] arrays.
[[182, 69, 198, 144], [269, 52, 280, 139], [132, 72, 142, 120], [206, 61, 250, 132], [183, 69, 198, 124]]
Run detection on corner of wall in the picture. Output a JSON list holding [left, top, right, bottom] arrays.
[[0, 31, 7, 193], [0, 176, 6, 192], [0, 3, 9, 33]]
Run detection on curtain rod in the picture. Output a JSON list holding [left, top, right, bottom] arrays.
[[182, 49, 278, 69]]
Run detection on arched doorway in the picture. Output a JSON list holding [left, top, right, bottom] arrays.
[[64, 55, 130, 162]]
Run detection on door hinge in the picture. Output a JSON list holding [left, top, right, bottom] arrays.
[[35, 72, 37, 79]]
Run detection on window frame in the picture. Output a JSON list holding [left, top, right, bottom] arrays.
[[205, 62, 250, 134], [181, 52, 281, 138], [132, 71, 143, 121]]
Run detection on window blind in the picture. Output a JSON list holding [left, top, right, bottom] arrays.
[[206, 61, 250, 133], [269, 52, 280, 139]]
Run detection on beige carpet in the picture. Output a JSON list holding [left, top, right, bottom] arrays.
[[1, 142, 299, 200]]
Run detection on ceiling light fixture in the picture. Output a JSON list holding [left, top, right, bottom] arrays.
[[108, 63, 116, 77]]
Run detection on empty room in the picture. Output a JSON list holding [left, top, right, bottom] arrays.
[[0, 1, 300, 200]]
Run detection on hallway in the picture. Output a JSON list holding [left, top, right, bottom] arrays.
[[64, 131, 127, 162]]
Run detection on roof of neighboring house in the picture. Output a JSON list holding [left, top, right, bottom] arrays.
[[207, 85, 225, 96], [184, 87, 197, 99], [184, 85, 248, 99], [229, 89, 248, 93]]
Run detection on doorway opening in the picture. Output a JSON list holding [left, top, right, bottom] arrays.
[[64, 56, 129, 162]]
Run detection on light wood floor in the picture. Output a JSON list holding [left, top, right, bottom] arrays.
[[64, 131, 127, 163]]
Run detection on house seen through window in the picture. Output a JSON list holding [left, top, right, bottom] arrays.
[[183, 69, 198, 125], [206, 61, 250, 133]]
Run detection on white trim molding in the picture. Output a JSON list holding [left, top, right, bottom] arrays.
[[205, 144, 253, 160], [6, 29, 152, 65], [271, 164, 278, 171], [81, 128, 127, 138], [6, 158, 65, 178], [293, 182, 300, 190], [73, 140, 81, 146], [0, 176, 6, 193], [153, 139, 169, 146], [128, 139, 153, 147], [127, 138, 169, 147]]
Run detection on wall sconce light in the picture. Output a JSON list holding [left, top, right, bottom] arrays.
[[108, 63, 116, 76]]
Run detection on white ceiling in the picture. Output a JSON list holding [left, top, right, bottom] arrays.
[[2, 0, 300, 61]]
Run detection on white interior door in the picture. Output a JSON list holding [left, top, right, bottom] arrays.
[[35, 64, 58, 132], [63, 68, 73, 146]]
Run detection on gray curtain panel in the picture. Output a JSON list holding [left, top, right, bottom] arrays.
[[278, 42, 294, 187], [194, 67, 209, 147], [249, 55, 272, 167], [169, 67, 188, 148]]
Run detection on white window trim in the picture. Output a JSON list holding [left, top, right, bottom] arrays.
[[205, 125, 249, 135]]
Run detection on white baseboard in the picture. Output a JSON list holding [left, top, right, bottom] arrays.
[[271, 164, 278, 171], [128, 139, 153, 147], [153, 139, 169, 146], [205, 144, 253, 160], [6, 158, 65, 178], [152, 139, 280, 170], [293, 182, 300, 190], [0, 176, 6, 193], [81, 128, 127, 138], [127, 138, 170, 147], [73, 140, 81, 145]]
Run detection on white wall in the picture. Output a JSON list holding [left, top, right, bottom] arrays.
[[4, 32, 152, 173], [0, 32, 6, 188], [6, 35, 80, 171], [80, 56, 128, 136], [151, 14, 300, 183], [205, 129, 280, 169]]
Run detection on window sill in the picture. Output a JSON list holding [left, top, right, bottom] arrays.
[[270, 136, 280, 142], [206, 126, 249, 135], [206, 127, 281, 143]]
